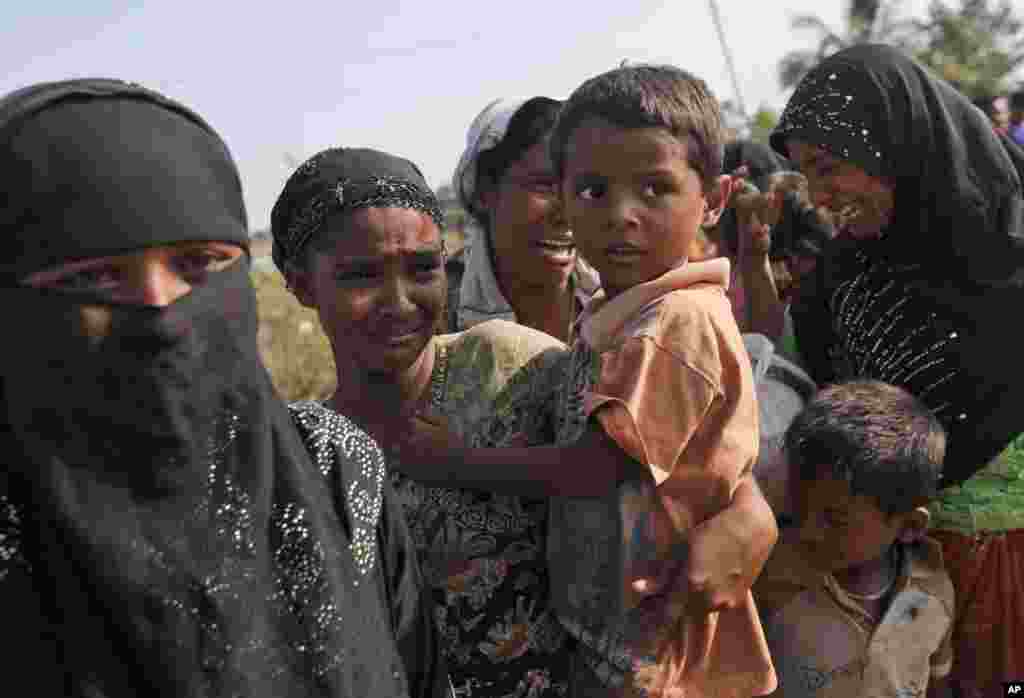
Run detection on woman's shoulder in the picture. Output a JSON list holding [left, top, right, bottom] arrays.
[[435, 322, 570, 429], [287, 400, 385, 464], [439, 319, 567, 361]]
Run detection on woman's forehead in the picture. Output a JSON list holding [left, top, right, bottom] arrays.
[[319, 207, 441, 256]]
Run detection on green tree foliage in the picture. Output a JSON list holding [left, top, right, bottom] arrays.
[[908, 0, 1024, 98], [777, 0, 1024, 99], [720, 100, 779, 145], [749, 108, 780, 144], [778, 0, 910, 90]]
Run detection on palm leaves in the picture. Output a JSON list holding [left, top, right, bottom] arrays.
[[777, 0, 1024, 98]]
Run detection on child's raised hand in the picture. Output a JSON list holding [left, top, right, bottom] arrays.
[[731, 168, 808, 263], [731, 176, 777, 262]]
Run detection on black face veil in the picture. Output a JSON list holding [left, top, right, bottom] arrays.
[[0, 80, 425, 697]]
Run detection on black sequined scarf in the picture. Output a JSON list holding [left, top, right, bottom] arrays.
[[0, 80, 424, 697], [271, 147, 444, 273], [772, 44, 1024, 289]]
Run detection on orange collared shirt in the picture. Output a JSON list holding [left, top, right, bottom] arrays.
[[549, 264, 775, 697]]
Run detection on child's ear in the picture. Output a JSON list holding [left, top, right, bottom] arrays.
[[896, 506, 931, 545], [702, 175, 734, 228]]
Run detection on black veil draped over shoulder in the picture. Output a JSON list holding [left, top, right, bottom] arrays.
[[772, 46, 1024, 486], [0, 80, 445, 697]]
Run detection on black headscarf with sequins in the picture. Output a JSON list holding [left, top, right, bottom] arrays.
[[775, 49, 1024, 486], [271, 147, 444, 273], [724, 139, 789, 187], [0, 80, 446, 697], [771, 44, 1024, 288]]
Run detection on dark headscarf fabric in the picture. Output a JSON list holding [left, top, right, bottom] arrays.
[[271, 147, 444, 272], [774, 47, 1024, 486], [771, 43, 1024, 288], [0, 80, 447, 697], [723, 139, 789, 188], [0, 79, 250, 284]]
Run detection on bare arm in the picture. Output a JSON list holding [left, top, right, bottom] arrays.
[[394, 413, 646, 498], [740, 253, 786, 340], [731, 176, 790, 341]]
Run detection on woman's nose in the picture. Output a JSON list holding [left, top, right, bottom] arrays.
[[135, 261, 192, 307], [378, 276, 416, 315]]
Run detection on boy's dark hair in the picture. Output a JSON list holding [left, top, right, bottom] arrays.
[[549, 64, 723, 191], [784, 380, 946, 516], [471, 96, 562, 229]]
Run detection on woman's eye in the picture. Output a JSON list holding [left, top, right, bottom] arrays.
[[174, 251, 234, 276], [414, 260, 442, 275], [576, 184, 604, 201], [58, 267, 120, 290], [333, 268, 375, 282]]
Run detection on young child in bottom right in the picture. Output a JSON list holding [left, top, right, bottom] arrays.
[[753, 380, 954, 698]]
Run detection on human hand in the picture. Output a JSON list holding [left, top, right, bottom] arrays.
[[731, 169, 809, 263], [730, 169, 777, 263], [684, 477, 778, 614], [389, 407, 468, 482], [630, 478, 778, 619]]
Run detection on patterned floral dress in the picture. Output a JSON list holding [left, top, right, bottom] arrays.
[[291, 319, 575, 698]]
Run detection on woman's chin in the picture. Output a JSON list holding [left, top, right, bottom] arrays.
[[359, 335, 432, 375]]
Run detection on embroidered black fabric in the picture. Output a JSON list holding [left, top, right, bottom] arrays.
[[271, 147, 445, 273], [0, 80, 448, 697], [774, 47, 1024, 486]]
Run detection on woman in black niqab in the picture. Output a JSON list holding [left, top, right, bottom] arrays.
[[0, 79, 447, 698]]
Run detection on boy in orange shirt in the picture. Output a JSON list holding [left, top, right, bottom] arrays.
[[398, 64, 778, 697]]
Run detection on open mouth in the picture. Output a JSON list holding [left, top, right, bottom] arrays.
[[533, 240, 575, 263]]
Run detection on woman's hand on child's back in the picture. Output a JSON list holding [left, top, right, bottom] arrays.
[[390, 408, 468, 481]]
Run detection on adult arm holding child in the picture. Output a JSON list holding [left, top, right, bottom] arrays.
[[396, 362, 779, 616], [396, 410, 653, 498]]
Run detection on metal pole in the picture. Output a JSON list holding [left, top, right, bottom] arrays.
[[708, 0, 748, 122]]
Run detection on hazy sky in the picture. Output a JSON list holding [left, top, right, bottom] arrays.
[[1, 0, 1006, 231]]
